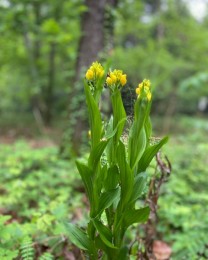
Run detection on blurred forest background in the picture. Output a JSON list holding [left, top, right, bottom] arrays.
[[0, 0, 208, 259]]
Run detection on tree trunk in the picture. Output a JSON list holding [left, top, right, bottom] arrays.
[[70, 0, 118, 154], [44, 42, 56, 125], [43, 3, 63, 125], [75, 0, 105, 79]]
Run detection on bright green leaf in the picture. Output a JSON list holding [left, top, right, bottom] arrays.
[[104, 165, 119, 190], [130, 173, 147, 203], [117, 141, 134, 206], [128, 98, 150, 170], [76, 161, 94, 205], [97, 187, 120, 216], [88, 140, 109, 170], [65, 223, 92, 251], [138, 136, 169, 173], [92, 220, 117, 249], [84, 82, 102, 148], [123, 207, 150, 229], [111, 90, 126, 144]]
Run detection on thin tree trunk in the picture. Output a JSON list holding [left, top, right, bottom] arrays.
[[22, 4, 44, 128], [44, 3, 62, 125], [45, 42, 56, 125]]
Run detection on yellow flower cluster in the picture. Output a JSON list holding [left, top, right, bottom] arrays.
[[135, 79, 152, 101], [106, 70, 127, 88], [85, 62, 105, 81]]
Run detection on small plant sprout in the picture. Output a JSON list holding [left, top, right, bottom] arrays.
[[66, 61, 168, 259]]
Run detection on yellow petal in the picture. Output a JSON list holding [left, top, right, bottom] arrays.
[[120, 74, 127, 86], [110, 74, 117, 84], [147, 91, 152, 101], [106, 77, 113, 86], [86, 69, 94, 80], [136, 88, 140, 95], [97, 68, 104, 78]]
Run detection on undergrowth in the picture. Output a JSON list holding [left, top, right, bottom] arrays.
[[157, 130, 208, 259], [0, 140, 83, 259], [0, 116, 207, 259]]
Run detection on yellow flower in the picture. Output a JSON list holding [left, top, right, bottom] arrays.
[[120, 74, 127, 86], [144, 86, 149, 92], [135, 87, 140, 95], [106, 69, 127, 88], [110, 73, 117, 84], [91, 62, 104, 78], [86, 69, 94, 80], [85, 61, 105, 81], [97, 68, 104, 78], [147, 91, 152, 101], [106, 77, 113, 85], [143, 79, 151, 88], [136, 79, 152, 101]]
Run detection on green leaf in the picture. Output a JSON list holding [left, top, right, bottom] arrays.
[[94, 235, 108, 252], [97, 188, 120, 216], [88, 140, 109, 170], [144, 115, 152, 143], [84, 81, 102, 148], [104, 118, 126, 139], [117, 246, 129, 260], [105, 114, 126, 165], [93, 220, 117, 249], [123, 207, 150, 229], [128, 98, 150, 170], [96, 164, 107, 194], [130, 173, 147, 203], [42, 18, 60, 35], [65, 223, 93, 251], [117, 141, 134, 206], [129, 126, 146, 170], [111, 90, 126, 144], [104, 165, 119, 190], [0, 215, 11, 225], [0, 248, 19, 260], [138, 136, 169, 173], [76, 161, 94, 205]]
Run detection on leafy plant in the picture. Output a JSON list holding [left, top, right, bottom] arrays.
[[0, 141, 82, 258], [157, 130, 208, 259], [66, 61, 168, 259], [20, 237, 35, 260], [39, 252, 54, 260]]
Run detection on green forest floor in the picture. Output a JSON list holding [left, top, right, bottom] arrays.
[[0, 115, 208, 259]]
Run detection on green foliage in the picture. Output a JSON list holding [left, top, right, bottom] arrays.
[[114, 0, 208, 115], [0, 141, 78, 219], [0, 140, 83, 258], [20, 237, 35, 260], [157, 119, 208, 259], [0, 215, 21, 259], [66, 223, 94, 252], [0, 0, 84, 120], [0, 116, 207, 259], [39, 252, 54, 260], [0, 248, 19, 260]]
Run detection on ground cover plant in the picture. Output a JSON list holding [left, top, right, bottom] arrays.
[[0, 140, 84, 259], [0, 118, 207, 259], [157, 120, 208, 260]]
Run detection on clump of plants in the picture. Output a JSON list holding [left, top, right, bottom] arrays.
[[66, 61, 168, 259]]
